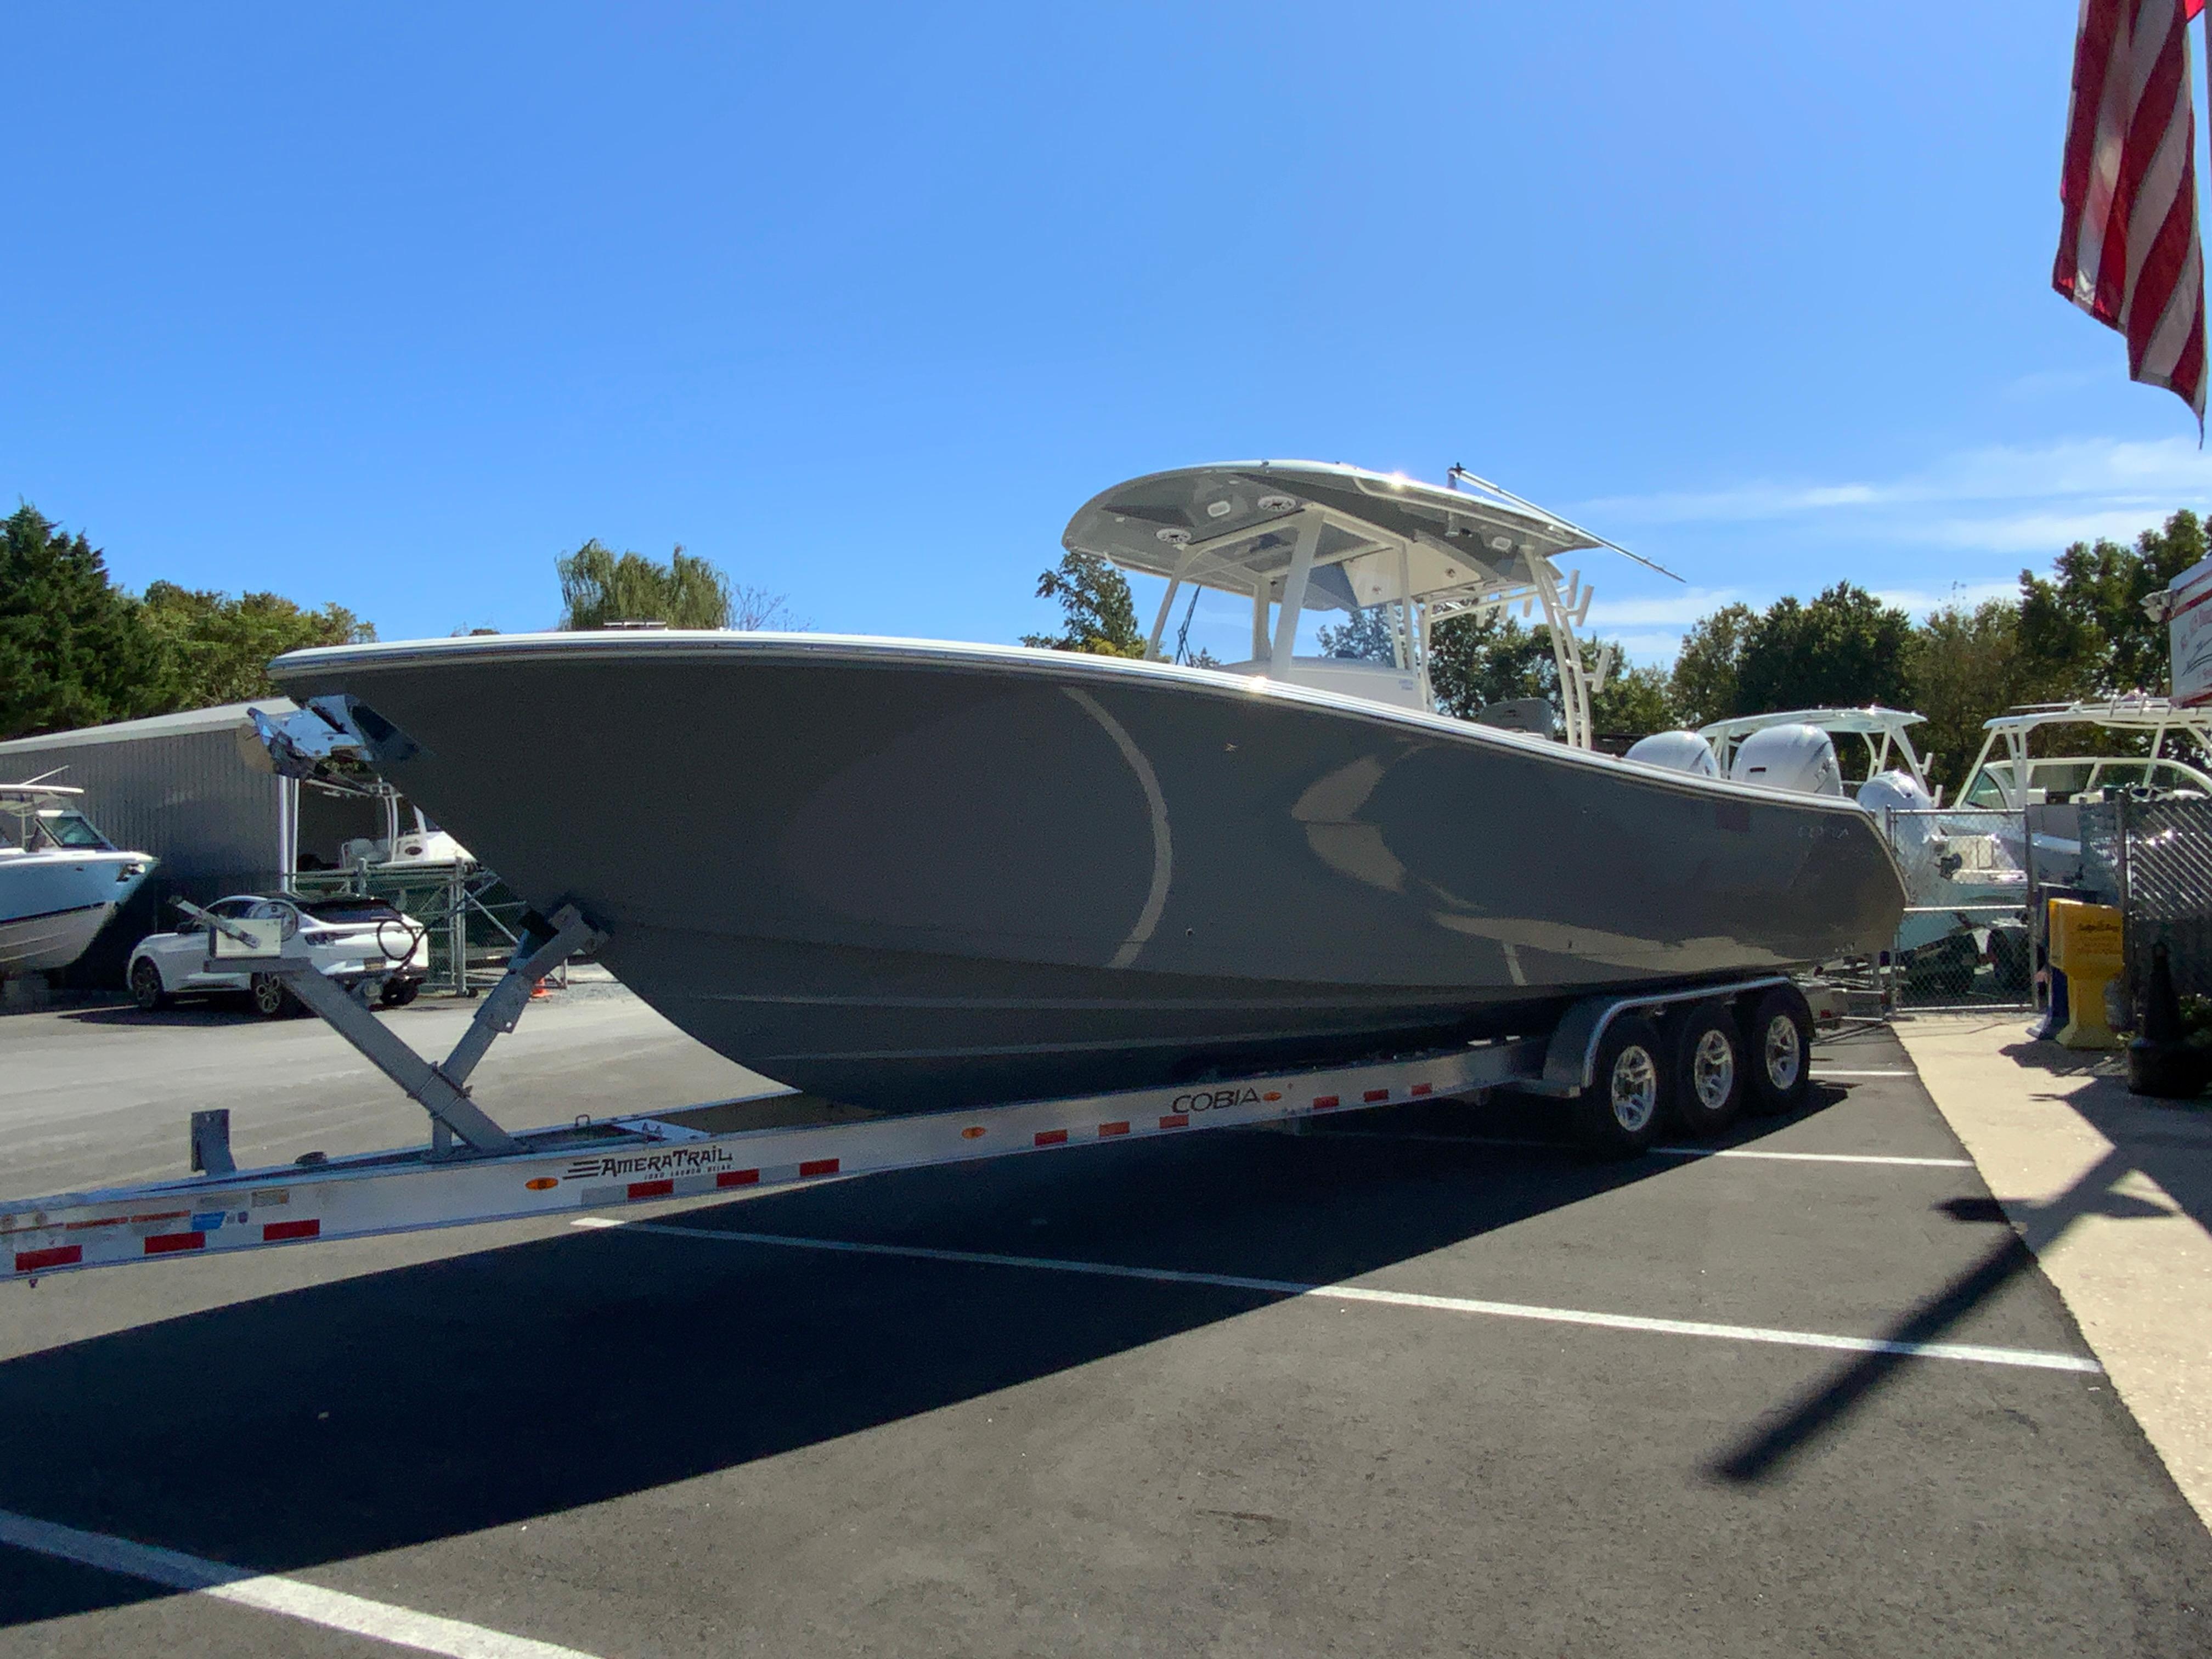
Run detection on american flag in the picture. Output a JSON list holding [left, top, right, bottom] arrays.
[[2054, 0, 2208, 425]]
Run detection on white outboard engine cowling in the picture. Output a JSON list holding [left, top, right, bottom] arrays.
[[1854, 768, 1934, 819], [1729, 724, 1844, 797], [1624, 730, 1720, 778]]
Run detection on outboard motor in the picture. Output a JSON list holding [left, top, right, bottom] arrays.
[[1729, 724, 1844, 797], [1854, 768, 1934, 818], [1624, 730, 1720, 777]]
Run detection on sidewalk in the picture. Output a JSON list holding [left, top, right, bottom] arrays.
[[1897, 1015, 2212, 1527]]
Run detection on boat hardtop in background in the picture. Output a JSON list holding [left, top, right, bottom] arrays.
[[263, 461, 1905, 1113]]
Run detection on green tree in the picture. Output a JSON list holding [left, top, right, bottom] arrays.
[[1734, 582, 1914, 714], [1023, 550, 1144, 657], [1314, 605, 1401, 663], [1590, 661, 1677, 737], [1428, 610, 1553, 716], [140, 583, 375, 708], [0, 504, 170, 741], [2018, 509, 2205, 697], [1904, 597, 2035, 797], [555, 540, 790, 631], [1668, 602, 1756, 727]]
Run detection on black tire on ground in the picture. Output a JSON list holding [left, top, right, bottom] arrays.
[[1741, 985, 1815, 1116], [380, 978, 421, 1008], [1987, 926, 2032, 997], [1572, 1013, 1668, 1158], [129, 957, 171, 1013], [248, 972, 297, 1020], [1670, 1000, 1744, 1138]]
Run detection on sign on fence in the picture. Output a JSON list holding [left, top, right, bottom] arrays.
[[2171, 554, 2212, 709]]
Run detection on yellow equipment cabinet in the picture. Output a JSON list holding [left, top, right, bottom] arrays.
[[2049, 898, 2126, 1049]]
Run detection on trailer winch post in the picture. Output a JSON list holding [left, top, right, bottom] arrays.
[[179, 898, 608, 1159]]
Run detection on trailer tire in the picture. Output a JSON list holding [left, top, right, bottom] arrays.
[[249, 972, 298, 1020], [1742, 985, 1814, 1115], [1671, 1001, 1743, 1138], [1574, 1013, 1667, 1157]]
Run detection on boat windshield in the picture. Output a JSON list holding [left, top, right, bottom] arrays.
[[1961, 755, 2212, 806], [31, 809, 114, 851]]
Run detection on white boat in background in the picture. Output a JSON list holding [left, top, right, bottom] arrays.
[[1956, 697, 2212, 808], [0, 782, 157, 977]]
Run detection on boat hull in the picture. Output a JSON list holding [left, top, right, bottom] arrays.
[[272, 635, 1906, 1110], [0, 853, 154, 974]]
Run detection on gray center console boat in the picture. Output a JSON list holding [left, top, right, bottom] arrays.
[[264, 462, 1904, 1112]]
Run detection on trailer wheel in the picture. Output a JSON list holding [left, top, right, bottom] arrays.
[[1671, 1002, 1743, 1138], [249, 972, 297, 1020], [129, 957, 171, 1013], [1742, 986, 1814, 1115], [1574, 1013, 1667, 1156]]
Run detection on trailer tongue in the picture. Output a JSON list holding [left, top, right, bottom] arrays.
[[2, 904, 1816, 1285]]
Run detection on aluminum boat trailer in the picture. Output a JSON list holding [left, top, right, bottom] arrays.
[[1, 906, 1822, 1284]]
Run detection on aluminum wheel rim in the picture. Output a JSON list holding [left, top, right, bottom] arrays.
[[1610, 1045, 1659, 1132], [132, 961, 160, 1005], [1692, 1028, 1735, 1111], [1764, 1016, 1802, 1091], [253, 977, 284, 1015]]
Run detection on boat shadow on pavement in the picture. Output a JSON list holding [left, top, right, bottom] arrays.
[[1, 1081, 1929, 1628]]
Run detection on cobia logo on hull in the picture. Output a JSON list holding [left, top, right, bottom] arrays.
[[1169, 1086, 1271, 1113]]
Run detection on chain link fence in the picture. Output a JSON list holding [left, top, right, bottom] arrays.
[[1877, 806, 2035, 1009], [2080, 795, 2212, 1003]]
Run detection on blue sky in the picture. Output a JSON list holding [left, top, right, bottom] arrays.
[[8, 3, 2211, 664]]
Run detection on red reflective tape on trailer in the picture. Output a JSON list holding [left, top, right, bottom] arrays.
[[1412, 1082, 1432, 1097], [800, 1158, 840, 1178], [1159, 1113, 1189, 1129], [144, 1232, 206, 1256], [1034, 1130, 1069, 1147], [1312, 1095, 1339, 1110], [716, 1169, 760, 1189], [262, 1219, 320, 1243], [628, 1179, 675, 1200], [1099, 1121, 1130, 1137], [1364, 1088, 1389, 1103], [14, 1245, 80, 1273]]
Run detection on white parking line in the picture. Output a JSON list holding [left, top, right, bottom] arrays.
[[0, 1506, 599, 1659], [1316, 1130, 1972, 1168], [597, 1222, 2101, 1375]]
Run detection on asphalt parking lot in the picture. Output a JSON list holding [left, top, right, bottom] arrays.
[[1, 992, 2208, 1657]]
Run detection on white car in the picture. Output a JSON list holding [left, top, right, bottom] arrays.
[[129, 894, 431, 1018]]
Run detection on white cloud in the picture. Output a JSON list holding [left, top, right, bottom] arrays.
[[1584, 586, 1743, 626], [1920, 508, 2177, 554], [1575, 436, 2212, 534], [1869, 579, 2019, 616], [1606, 631, 1691, 666]]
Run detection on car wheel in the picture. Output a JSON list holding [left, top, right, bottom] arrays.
[[379, 978, 420, 1008], [1670, 1001, 1744, 1138], [1573, 1013, 1667, 1157], [249, 972, 297, 1020], [129, 957, 171, 1013], [1742, 985, 1815, 1116]]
